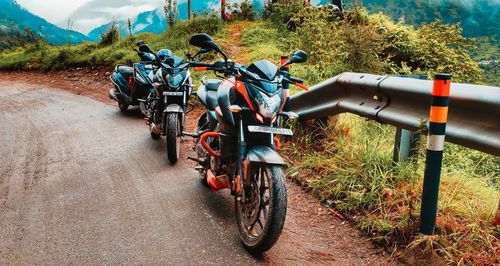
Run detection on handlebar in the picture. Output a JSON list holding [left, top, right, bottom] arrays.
[[288, 76, 304, 84]]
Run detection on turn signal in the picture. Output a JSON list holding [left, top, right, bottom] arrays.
[[255, 113, 265, 124], [229, 105, 242, 113]]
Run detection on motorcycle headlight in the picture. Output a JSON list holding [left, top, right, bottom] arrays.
[[167, 73, 183, 89], [255, 91, 282, 119]]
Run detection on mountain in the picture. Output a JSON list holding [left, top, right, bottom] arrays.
[[359, 0, 500, 37], [132, 9, 166, 35], [0, 0, 89, 45]]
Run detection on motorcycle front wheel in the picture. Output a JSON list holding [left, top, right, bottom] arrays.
[[235, 164, 287, 253], [166, 112, 180, 164]]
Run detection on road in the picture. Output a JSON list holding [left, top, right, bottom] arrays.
[[0, 81, 393, 265]]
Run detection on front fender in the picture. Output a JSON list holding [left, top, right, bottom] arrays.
[[246, 146, 286, 165], [164, 104, 183, 113]]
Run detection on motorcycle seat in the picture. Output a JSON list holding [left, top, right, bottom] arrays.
[[117, 65, 133, 78]]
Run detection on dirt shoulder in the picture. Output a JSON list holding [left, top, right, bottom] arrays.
[[0, 70, 398, 265], [0, 68, 115, 105]]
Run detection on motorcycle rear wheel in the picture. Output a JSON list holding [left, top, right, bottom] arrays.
[[166, 113, 180, 164], [235, 164, 287, 253], [118, 101, 129, 112]]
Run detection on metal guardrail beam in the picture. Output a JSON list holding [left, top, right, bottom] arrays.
[[289, 72, 500, 156]]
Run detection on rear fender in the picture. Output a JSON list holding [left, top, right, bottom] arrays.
[[246, 146, 285, 165], [110, 72, 130, 95]]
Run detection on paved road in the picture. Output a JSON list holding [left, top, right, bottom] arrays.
[[0, 83, 392, 265]]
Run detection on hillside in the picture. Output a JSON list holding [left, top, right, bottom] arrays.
[[0, 0, 88, 46], [360, 0, 499, 37]]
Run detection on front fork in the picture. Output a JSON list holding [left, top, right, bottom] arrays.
[[235, 119, 276, 197]]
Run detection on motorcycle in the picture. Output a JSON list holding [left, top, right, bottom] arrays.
[[139, 45, 193, 164], [188, 34, 308, 253], [109, 40, 156, 115]]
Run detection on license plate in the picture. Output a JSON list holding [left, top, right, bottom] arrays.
[[248, 126, 293, 136], [164, 91, 183, 96]]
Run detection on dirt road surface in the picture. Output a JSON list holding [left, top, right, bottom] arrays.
[[0, 77, 395, 265]]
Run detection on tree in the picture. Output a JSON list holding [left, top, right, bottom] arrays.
[[66, 18, 74, 48], [164, 0, 178, 28], [127, 18, 132, 37]]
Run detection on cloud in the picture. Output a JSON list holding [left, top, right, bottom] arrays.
[[16, 0, 92, 24], [66, 0, 166, 33]]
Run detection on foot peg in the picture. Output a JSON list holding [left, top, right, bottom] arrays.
[[187, 156, 203, 164], [182, 131, 198, 138], [207, 170, 229, 191]]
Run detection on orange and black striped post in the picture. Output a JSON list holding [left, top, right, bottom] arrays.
[[419, 73, 452, 234]]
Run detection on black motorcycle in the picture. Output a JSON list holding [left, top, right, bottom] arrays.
[[140, 46, 193, 164], [188, 34, 308, 253], [109, 41, 156, 114]]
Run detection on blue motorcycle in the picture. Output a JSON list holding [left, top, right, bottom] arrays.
[[109, 41, 156, 114], [140, 47, 193, 164]]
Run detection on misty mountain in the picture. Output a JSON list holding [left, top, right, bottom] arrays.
[[0, 0, 89, 45], [86, 1, 218, 41], [360, 0, 500, 37]]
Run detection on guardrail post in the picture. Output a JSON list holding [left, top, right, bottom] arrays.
[[393, 128, 420, 163], [419, 73, 452, 235]]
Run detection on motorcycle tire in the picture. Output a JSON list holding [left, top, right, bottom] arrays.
[[151, 132, 161, 140], [118, 101, 129, 112], [235, 164, 287, 253], [166, 112, 180, 164]]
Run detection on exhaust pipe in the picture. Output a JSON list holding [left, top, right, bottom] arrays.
[[108, 89, 121, 101]]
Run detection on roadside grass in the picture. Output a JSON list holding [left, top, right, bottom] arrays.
[[239, 19, 499, 265]]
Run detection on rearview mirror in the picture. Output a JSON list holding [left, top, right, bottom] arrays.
[[191, 47, 211, 59], [289, 50, 308, 64], [189, 33, 228, 61], [139, 44, 153, 54]]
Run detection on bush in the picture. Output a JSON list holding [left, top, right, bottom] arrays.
[[100, 21, 121, 46], [230, 0, 257, 21]]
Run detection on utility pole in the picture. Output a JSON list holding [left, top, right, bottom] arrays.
[[187, 0, 192, 20]]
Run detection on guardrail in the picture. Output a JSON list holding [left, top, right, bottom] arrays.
[[289, 72, 500, 156], [289, 72, 500, 234]]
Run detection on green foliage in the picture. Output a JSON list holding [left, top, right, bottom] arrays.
[[99, 21, 121, 46], [229, 0, 257, 21], [362, 0, 500, 38], [470, 36, 499, 86], [0, 26, 42, 51], [264, 2, 483, 83]]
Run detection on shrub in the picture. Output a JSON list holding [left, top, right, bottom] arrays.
[[100, 21, 120, 46], [230, 0, 257, 21]]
